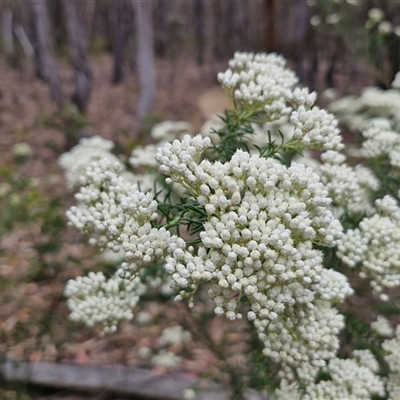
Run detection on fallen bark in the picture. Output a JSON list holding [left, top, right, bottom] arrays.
[[0, 361, 271, 400]]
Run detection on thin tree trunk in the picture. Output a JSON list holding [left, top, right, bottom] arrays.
[[230, 2, 243, 52], [154, 0, 166, 58], [112, 0, 126, 83], [2, 9, 14, 62], [132, 0, 156, 123], [64, 0, 92, 111], [27, 0, 64, 109], [49, 0, 66, 55], [194, 0, 205, 65], [326, 37, 341, 88], [265, 0, 276, 52], [84, 0, 96, 41], [14, 24, 35, 58], [291, 0, 311, 82], [226, 2, 236, 55], [212, 0, 224, 60]]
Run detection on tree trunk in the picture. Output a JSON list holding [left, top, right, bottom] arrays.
[[83, 0, 96, 42], [2, 8, 14, 63], [154, 0, 167, 58], [228, 2, 243, 53], [112, 0, 126, 83], [265, 0, 276, 52], [326, 37, 342, 88], [26, 0, 64, 109], [14, 24, 35, 58], [212, 0, 224, 60], [49, 0, 67, 55], [132, 0, 156, 123], [194, 0, 205, 65], [64, 0, 92, 112]]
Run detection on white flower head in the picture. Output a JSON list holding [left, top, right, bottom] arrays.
[[158, 325, 191, 346], [310, 15, 322, 27], [59, 136, 120, 188], [129, 144, 160, 168], [338, 196, 400, 294], [217, 52, 298, 121], [151, 350, 181, 369], [378, 21, 393, 35], [151, 121, 193, 142], [368, 7, 384, 22], [371, 315, 394, 337], [67, 158, 185, 279], [64, 272, 145, 334], [326, 13, 341, 25], [275, 351, 385, 399], [290, 106, 343, 151]]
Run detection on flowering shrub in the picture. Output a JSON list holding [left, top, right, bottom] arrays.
[[60, 52, 400, 399]]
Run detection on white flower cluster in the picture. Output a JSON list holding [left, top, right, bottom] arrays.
[[129, 122, 193, 170], [275, 350, 385, 400], [217, 52, 298, 120], [218, 52, 343, 151], [368, 7, 384, 23], [66, 159, 185, 279], [182, 388, 196, 400], [156, 134, 212, 190], [156, 134, 352, 382], [360, 118, 400, 169], [383, 325, 400, 400], [64, 272, 145, 334], [290, 105, 343, 151], [329, 86, 400, 131], [151, 350, 181, 369], [58, 135, 120, 187], [129, 144, 160, 169], [371, 315, 394, 337], [319, 150, 379, 216], [150, 120, 193, 142], [337, 195, 400, 296], [255, 299, 347, 384], [129, 122, 198, 196], [157, 135, 345, 312], [12, 142, 33, 159], [158, 325, 191, 347]]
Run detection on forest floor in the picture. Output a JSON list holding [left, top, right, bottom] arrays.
[[0, 52, 376, 400]]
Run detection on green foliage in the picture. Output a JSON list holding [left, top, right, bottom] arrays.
[[209, 110, 255, 162], [157, 197, 208, 243]]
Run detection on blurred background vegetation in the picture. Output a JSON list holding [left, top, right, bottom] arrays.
[[1, 0, 398, 128]]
